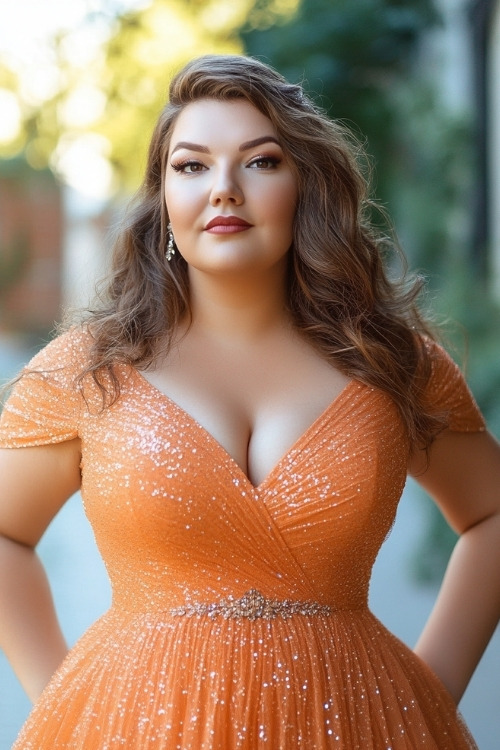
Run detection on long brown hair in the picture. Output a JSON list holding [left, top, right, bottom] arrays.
[[78, 54, 441, 448]]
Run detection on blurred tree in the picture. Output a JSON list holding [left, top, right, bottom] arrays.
[[96, 0, 301, 188], [0, 0, 299, 193], [242, 0, 440, 208]]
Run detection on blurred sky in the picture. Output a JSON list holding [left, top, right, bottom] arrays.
[[0, 0, 148, 64]]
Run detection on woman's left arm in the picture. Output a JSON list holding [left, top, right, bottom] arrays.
[[409, 428, 500, 704]]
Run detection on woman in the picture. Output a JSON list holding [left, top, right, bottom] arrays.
[[1, 54, 499, 749]]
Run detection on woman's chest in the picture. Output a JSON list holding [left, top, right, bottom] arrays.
[[78, 385, 408, 601], [136, 335, 352, 487]]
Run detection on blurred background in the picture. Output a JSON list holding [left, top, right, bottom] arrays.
[[0, 0, 499, 747]]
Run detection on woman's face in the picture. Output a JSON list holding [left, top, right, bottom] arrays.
[[164, 98, 298, 277]]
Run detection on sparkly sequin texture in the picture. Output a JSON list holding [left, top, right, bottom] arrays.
[[169, 589, 333, 620], [0, 329, 485, 749]]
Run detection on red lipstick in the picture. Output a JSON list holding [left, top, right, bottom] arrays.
[[204, 216, 252, 234]]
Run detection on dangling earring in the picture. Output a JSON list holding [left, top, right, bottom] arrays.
[[166, 223, 176, 262]]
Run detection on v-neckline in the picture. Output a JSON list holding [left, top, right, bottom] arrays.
[[131, 368, 361, 492]]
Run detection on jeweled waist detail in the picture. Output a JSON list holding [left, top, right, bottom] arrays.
[[169, 589, 333, 621]]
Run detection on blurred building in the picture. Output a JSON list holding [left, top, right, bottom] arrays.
[[0, 162, 111, 338], [0, 162, 63, 335]]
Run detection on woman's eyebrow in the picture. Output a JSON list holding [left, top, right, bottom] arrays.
[[170, 136, 281, 156], [239, 136, 281, 151], [171, 141, 209, 155]]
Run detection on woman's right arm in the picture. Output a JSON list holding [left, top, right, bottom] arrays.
[[0, 439, 82, 702]]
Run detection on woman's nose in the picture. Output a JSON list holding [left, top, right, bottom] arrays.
[[209, 167, 244, 206]]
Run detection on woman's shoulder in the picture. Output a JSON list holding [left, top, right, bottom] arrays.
[[25, 326, 94, 380], [0, 327, 93, 448], [419, 335, 471, 389], [418, 335, 485, 433]]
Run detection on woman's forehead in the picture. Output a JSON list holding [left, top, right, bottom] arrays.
[[168, 99, 279, 154]]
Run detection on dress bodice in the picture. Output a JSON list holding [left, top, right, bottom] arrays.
[[0, 328, 485, 749]]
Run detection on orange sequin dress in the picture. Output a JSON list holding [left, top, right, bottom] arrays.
[[0, 329, 485, 749]]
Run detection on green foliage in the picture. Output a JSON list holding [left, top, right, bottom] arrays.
[[93, 0, 301, 189], [242, 0, 440, 205], [95, 0, 256, 189], [0, 0, 274, 187], [386, 83, 475, 274], [438, 273, 500, 436]]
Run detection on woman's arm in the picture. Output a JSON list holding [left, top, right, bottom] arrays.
[[0, 440, 82, 702], [409, 429, 500, 703]]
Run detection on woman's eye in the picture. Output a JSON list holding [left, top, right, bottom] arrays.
[[248, 156, 281, 170], [171, 161, 206, 174]]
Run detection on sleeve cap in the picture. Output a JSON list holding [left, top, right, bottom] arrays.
[[422, 338, 485, 433], [0, 329, 90, 448]]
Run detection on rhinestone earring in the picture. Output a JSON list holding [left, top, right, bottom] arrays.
[[166, 223, 176, 262]]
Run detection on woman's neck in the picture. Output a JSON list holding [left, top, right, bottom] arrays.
[[185, 265, 290, 342]]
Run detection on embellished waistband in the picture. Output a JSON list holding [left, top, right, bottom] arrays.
[[169, 589, 333, 621]]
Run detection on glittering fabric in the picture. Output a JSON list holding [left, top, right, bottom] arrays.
[[169, 588, 333, 620], [0, 329, 485, 749]]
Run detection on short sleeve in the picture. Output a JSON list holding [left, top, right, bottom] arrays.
[[0, 328, 89, 448], [422, 338, 486, 433]]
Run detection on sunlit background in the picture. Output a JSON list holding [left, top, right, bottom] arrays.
[[1, 1, 499, 748]]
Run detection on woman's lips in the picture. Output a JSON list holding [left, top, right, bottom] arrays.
[[204, 216, 252, 234]]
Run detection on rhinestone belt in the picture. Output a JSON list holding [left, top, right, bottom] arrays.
[[170, 589, 332, 621]]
